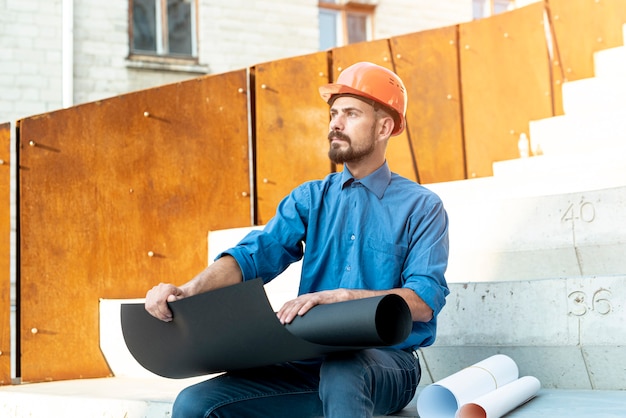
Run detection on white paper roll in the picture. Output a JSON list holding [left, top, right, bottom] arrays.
[[417, 355, 519, 418], [456, 375, 541, 418]]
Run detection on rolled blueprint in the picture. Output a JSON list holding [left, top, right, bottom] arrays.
[[121, 279, 412, 378], [456, 375, 541, 418], [417, 354, 520, 418]]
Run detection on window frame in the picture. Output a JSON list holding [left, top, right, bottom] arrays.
[[128, 0, 199, 64], [318, 1, 375, 50]]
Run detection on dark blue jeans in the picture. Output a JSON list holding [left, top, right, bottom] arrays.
[[172, 348, 420, 418]]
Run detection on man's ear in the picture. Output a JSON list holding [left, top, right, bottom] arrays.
[[377, 115, 395, 140]]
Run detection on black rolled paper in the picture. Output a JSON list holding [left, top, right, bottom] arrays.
[[121, 279, 413, 379], [284, 293, 412, 347]]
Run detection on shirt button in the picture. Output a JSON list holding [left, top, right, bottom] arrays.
[[346, 266, 351, 271], [350, 234, 356, 241]]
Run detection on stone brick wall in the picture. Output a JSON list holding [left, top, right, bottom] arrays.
[[199, 0, 320, 74], [376, 0, 471, 39], [72, 0, 200, 105], [0, 0, 63, 121]]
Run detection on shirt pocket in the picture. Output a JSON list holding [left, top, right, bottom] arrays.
[[362, 238, 406, 287], [366, 238, 407, 258]]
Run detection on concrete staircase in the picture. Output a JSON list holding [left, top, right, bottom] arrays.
[[413, 25, 626, 416], [2, 25, 626, 418]]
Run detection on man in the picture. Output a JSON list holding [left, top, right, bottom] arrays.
[[145, 61, 449, 418]]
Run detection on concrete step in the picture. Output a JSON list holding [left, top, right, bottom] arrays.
[[594, 45, 626, 78], [522, 23, 626, 158], [424, 276, 626, 390], [528, 108, 626, 156], [503, 390, 626, 418], [0, 376, 208, 418], [427, 182, 626, 283], [491, 144, 626, 182], [1, 376, 624, 417], [560, 76, 626, 115], [592, 23, 626, 78]]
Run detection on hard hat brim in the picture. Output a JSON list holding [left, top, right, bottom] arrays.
[[319, 83, 377, 105]]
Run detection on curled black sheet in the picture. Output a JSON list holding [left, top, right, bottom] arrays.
[[285, 292, 412, 346], [121, 279, 412, 379]]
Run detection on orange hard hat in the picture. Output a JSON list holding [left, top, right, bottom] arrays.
[[319, 62, 407, 136]]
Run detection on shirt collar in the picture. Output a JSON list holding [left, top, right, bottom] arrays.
[[340, 161, 391, 199]]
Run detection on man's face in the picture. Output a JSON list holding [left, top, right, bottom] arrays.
[[327, 96, 378, 165]]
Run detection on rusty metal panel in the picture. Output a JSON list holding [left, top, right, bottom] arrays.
[[18, 70, 251, 382], [391, 26, 466, 184], [331, 40, 419, 183], [0, 123, 10, 385], [255, 53, 330, 224], [459, 3, 554, 178], [549, 0, 626, 84]]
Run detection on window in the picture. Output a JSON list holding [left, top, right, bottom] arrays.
[[130, 0, 197, 59], [473, 0, 516, 20], [319, 1, 375, 50]]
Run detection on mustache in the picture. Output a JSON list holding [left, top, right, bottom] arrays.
[[328, 131, 351, 143]]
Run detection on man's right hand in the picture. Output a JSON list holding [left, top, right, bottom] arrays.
[[145, 283, 187, 322], [144, 256, 244, 322]]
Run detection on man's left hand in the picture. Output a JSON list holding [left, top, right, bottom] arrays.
[[276, 289, 350, 324]]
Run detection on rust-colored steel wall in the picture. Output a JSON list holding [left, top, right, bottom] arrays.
[[460, 2, 554, 178], [18, 71, 251, 382], [548, 0, 626, 80], [331, 40, 419, 182], [0, 123, 10, 385], [547, 0, 626, 114], [254, 53, 331, 224], [391, 25, 466, 184]]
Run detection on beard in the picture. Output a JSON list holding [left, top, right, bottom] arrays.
[[327, 130, 376, 165]]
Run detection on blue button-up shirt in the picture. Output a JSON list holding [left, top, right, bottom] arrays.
[[222, 162, 449, 349]]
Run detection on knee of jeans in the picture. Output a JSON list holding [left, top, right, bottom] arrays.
[[172, 386, 208, 418], [319, 352, 370, 390]]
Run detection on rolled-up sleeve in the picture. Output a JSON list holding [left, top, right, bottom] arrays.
[[402, 200, 450, 316]]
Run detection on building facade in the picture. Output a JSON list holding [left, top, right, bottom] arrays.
[[0, 0, 538, 125]]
